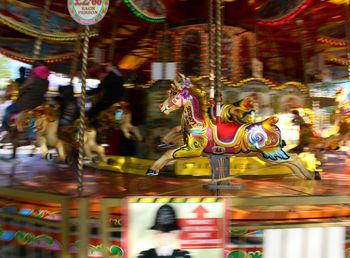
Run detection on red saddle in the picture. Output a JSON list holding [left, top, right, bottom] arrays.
[[215, 122, 242, 143]]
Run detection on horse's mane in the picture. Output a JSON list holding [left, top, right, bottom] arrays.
[[189, 77, 208, 117]]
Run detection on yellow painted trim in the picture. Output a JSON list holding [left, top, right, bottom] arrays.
[[0, 14, 98, 41]]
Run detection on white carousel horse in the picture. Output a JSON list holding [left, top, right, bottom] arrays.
[[17, 105, 107, 163], [16, 106, 66, 161]]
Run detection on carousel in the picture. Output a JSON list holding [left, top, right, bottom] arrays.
[[1, 0, 350, 257]]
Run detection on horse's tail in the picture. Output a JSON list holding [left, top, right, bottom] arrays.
[[260, 153, 318, 180], [253, 116, 289, 160], [262, 116, 279, 128]]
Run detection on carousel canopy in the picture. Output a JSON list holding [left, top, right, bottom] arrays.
[[1, 0, 349, 83]]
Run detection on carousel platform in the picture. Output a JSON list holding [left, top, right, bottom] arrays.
[[0, 152, 350, 257], [0, 151, 349, 221]]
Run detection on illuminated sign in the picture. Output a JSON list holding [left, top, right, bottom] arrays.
[[68, 0, 109, 25]]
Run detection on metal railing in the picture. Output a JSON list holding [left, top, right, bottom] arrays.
[[1, 188, 350, 257]]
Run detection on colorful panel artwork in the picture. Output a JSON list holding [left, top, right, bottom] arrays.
[[0, 0, 96, 40], [0, 38, 78, 63]]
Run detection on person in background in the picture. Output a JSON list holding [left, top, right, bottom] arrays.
[[86, 61, 125, 125], [137, 204, 191, 258], [15, 66, 27, 88], [0, 60, 50, 139], [56, 85, 79, 126]]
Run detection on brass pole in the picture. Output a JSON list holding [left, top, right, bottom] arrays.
[[208, 0, 215, 105], [70, 26, 83, 85], [77, 25, 90, 195], [33, 0, 51, 60], [214, 0, 223, 121]]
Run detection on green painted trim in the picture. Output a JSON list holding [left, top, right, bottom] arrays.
[[123, 0, 166, 23]]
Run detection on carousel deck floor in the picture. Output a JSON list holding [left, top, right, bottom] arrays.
[[1, 152, 350, 221]]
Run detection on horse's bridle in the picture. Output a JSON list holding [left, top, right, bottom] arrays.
[[163, 89, 190, 112]]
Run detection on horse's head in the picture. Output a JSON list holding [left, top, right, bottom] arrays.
[[5, 81, 19, 101], [241, 97, 255, 110], [335, 88, 346, 105], [160, 73, 193, 115]]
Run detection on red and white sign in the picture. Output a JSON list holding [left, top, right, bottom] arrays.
[[126, 197, 227, 258], [68, 0, 109, 25], [179, 205, 225, 249]]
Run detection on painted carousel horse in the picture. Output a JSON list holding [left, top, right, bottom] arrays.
[[146, 74, 318, 180], [16, 104, 107, 163], [288, 108, 323, 153], [160, 96, 255, 148], [97, 101, 143, 141], [212, 96, 255, 124], [321, 88, 350, 152], [4, 80, 19, 101], [16, 105, 67, 162]]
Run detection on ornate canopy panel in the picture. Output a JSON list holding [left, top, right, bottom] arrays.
[[0, 0, 97, 40], [123, 0, 166, 23], [0, 37, 78, 63]]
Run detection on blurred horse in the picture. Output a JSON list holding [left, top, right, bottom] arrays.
[[97, 101, 143, 142], [322, 89, 350, 153]]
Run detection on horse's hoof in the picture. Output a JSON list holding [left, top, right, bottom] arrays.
[[146, 169, 159, 176], [83, 159, 93, 164], [56, 161, 70, 168], [289, 146, 303, 153], [65, 155, 75, 166], [45, 153, 54, 161], [156, 143, 176, 151], [107, 158, 115, 165], [314, 171, 321, 180], [281, 140, 287, 147], [92, 156, 100, 163]]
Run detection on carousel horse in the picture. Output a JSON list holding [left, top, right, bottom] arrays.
[[16, 105, 67, 162], [2, 82, 107, 163], [4, 81, 19, 101], [146, 74, 318, 180], [160, 97, 255, 148], [288, 108, 323, 153], [213, 96, 255, 124], [322, 88, 350, 152], [97, 101, 143, 141], [14, 103, 108, 163]]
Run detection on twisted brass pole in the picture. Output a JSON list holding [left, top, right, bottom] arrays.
[[208, 0, 215, 105], [77, 25, 90, 195], [33, 0, 51, 60], [214, 0, 223, 121], [70, 26, 83, 85]]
